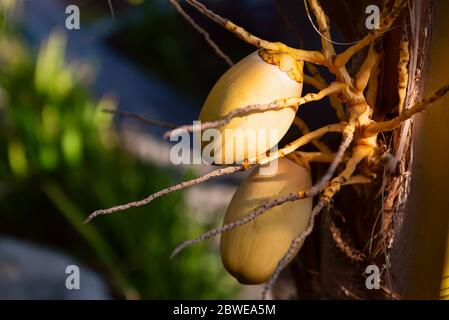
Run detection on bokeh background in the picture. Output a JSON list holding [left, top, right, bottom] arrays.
[[0, 0, 338, 299]]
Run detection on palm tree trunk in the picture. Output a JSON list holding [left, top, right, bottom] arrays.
[[274, 0, 449, 300]]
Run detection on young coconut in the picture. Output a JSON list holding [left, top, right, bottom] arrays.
[[199, 50, 303, 164], [220, 157, 313, 284]]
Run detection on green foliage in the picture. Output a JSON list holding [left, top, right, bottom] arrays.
[[0, 25, 236, 298]]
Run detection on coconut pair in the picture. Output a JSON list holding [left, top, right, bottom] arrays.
[[199, 50, 313, 284]]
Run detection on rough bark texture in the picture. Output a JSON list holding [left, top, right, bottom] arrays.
[[273, 0, 438, 299], [394, 0, 449, 299]]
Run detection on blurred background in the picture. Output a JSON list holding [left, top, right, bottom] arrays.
[[0, 0, 337, 299]]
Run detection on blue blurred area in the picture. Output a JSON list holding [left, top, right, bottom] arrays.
[[0, 237, 110, 299]]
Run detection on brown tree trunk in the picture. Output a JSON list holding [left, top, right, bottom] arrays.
[[392, 0, 449, 299], [274, 0, 449, 300]]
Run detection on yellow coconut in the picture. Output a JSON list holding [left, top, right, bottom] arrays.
[[198, 50, 303, 164], [220, 157, 312, 284]]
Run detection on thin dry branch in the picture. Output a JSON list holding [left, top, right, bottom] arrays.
[[102, 109, 179, 129], [307, 0, 336, 59], [342, 174, 372, 186], [185, 0, 327, 64], [185, 0, 227, 25], [169, 0, 233, 66], [85, 165, 243, 223], [327, 213, 366, 262], [364, 84, 449, 136], [321, 144, 371, 202], [355, 43, 378, 92], [309, 116, 356, 196], [295, 151, 335, 163], [366, 45, 383, 108], [185, 0, 276, 50]]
